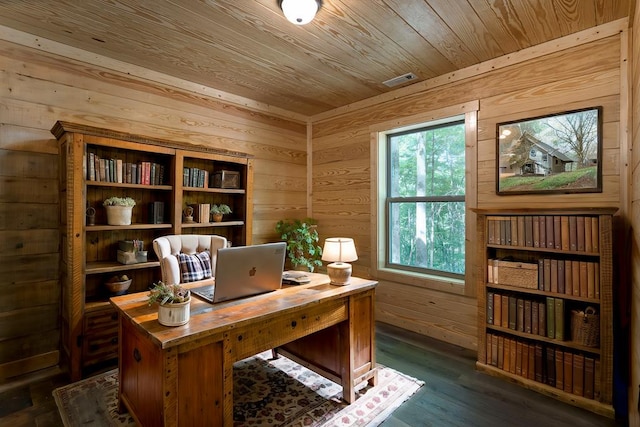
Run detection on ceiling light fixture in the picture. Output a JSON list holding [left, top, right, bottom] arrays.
[[278, 0, 322, 25]]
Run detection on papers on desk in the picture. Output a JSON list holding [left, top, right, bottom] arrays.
[[282, 271, 311, 285]]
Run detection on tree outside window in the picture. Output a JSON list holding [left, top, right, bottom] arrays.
[[386, 120, 466, 277]]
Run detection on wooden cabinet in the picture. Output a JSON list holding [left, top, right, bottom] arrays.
[[474, 208, 616, 418], [53, 121, 253, 380]]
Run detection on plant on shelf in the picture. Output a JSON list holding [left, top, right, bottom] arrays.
[[210, 203, 232, 222], [147, 281, 191, 326], [103, 196, 136, 225], [275, 218, 323, 272], [147, 281, 190, 305], [103, 196, 136, 207]]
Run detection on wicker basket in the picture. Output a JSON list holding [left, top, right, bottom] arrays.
[[571, 306, 600, 347]]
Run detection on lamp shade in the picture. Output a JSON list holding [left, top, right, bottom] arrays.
[[278, 0, 321, 25], [322, 237, 358, 263]]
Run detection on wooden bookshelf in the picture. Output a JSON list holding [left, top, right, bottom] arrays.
[[473, 208, 616, 418], [53, 121, 253, 381]]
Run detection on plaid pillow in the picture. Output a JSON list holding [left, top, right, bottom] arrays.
[[177, 251, 212, 283]]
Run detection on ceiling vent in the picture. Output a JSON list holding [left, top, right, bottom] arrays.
[[382, 72, 418, 88]]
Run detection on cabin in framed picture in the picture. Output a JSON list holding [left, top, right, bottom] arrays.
[[0, 1, 638, 426]]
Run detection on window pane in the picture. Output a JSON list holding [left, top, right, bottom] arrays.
[[389, 123, 465, 198], [388, 201, 465, 275]]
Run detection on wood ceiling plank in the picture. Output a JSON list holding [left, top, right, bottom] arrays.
[[384, 0, 482, 68], [508, 0, 561, 46], [552, 0, 598, 36], [427, 0, 506, 62]]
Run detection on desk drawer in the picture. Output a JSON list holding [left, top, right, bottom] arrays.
[[231, 298, 347, 360]]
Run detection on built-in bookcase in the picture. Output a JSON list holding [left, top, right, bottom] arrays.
[[474, 208, 616, 418], [53, 121, 253, 381]]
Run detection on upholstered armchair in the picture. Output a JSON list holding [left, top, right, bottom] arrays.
[[152, 234, 227, 286]]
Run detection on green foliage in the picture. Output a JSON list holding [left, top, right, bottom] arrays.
[[388, 122, 466, 275], [275, 218, 323, 272], [147, 281, 190, 305], [210, 204, 232, 214], [499, 167, 596, 191], [103, 196, 136, 207]]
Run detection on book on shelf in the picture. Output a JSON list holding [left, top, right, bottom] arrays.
[[116, 159, 123, 183], [534, 343, 544, 383], [493, 293, 502, 326], [564, 259, 573, 296], [539, 215, 546, 248], [509, 338, 517, 374], [584, 356, 595, 399], [491, 334, 499, 367], [538, 259, 544, 291], [498, 336, 505, 369], [486, 335, 492, 365], [543, 259, 551, 292], [516, 298, 524, 332], [579, 261, 588, 297], [517, 217, 525, 247], [487, 292, 494, 325], [538, 301, 546, 338], [531, 301, 539, 335], [587, 262, 596, 298], [533, 216, 540, 248], [524, 300, 532, 333], [557, 260, 565, 294], [569, 216, 577, 251], [501, 295, 509, 328], [576, 216, 585, 251], [553, 216, 562, 249], [510, 216, 518, 246], [546, 297, 555, 339], [571, 261, 580, 296], [524, 216, 533, 247], [584, 217, 593, 252], [573, 353, 585, 396], [561, 216, 570, 250], [515, 341, 523, 376], [550, 259, 558, 293], [527, 343, 535, 380], [508, 296, 517, 330], [545, 346, 556, 386], [546, 215, 554, 248], [503, 338, 511, 373], [591, 217, 599, 252], [564, 352, 574, 393], [595, 263, 600, 298], [554, 298, 565, 341], [555, 348, 564, 390]]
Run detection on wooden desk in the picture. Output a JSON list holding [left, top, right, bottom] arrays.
[[110, 273, 377, 427]]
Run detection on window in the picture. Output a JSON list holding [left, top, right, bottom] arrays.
[[385, 119, 466, 278]]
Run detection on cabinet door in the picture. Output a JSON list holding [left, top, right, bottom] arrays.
[[120, 320, 163, 426]]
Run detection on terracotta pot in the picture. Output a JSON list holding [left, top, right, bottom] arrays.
[[212, 213, 223, 222], [157, 298, 190, 326]]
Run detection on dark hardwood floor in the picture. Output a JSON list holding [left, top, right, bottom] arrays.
[[0, 322, 626, 426]]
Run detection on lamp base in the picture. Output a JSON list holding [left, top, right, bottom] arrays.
[[326, 262, 352, 286]]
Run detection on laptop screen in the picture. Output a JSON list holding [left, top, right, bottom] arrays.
[[207, 242, 286, 303]]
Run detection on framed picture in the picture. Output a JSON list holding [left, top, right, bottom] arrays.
[[496, 106, 602, 195]]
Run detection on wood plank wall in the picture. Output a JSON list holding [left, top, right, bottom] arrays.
[[0, 39, 306, 381], [310, 24, 626, 351], [630, 5, 640, 426]]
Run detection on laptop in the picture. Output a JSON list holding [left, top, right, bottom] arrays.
[[191, 242, 286, 304]]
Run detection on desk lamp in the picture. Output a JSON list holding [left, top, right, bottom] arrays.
[[322, 237, 357, 285]]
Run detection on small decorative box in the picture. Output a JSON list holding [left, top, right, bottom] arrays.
[[211, 170, 240, 189]]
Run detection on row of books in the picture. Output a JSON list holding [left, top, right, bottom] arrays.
[[488, 292, 570, 341], [487, 215, 599, 252], [485, 333, 600, 399], [183, 167, 209, 188], [488, 258, 600, 299], [87, 152, 165, 185]]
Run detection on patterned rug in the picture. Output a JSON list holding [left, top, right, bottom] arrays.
[[53, 352, 423, 426]]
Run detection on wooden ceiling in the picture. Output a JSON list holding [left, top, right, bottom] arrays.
[[0, 0, 632, 117]]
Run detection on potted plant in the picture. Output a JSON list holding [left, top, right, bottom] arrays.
[[275, 218, 323, 272], [103, 196, 136, 225], [210, 204, 232, 222], [147, 281, 191, 326]]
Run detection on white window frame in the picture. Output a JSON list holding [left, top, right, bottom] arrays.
[[369, 101, 478, 296]]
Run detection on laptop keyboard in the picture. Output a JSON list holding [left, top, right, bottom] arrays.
[[191, 285, 215, 304]]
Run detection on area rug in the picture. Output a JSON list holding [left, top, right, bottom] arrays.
[[53, 351, 423, 426]]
